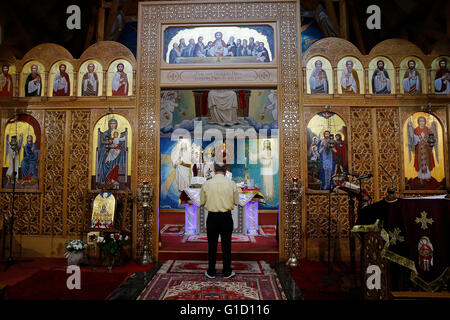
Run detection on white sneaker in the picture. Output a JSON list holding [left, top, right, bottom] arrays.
[[205, 271, 216, 279], [223, 271, 235, 279]]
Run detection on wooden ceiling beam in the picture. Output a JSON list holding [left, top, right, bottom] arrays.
[[339, 0, 349, 40], [348, 0, 366, 54], [324, 0, 340, 37], [105, 0, 120, 40], [85, 5, 98, 50]]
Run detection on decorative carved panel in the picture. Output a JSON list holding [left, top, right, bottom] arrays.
[[350, 108, 375, 196], [306, 194, 349, 239], [376, 108, 401, 197], [41, 111, 66, 235], [14, 193, 41, 235], [66, 111, 90, 235], [361, 232, 391, 300]]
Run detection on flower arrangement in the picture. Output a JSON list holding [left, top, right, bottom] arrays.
[[64, 239, 88, 266], [65, 239, 88, 252], [91, 232, 129, 267]]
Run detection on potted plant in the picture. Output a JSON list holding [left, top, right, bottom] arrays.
[[64, 239, 88, 266], [93, 232, 129, 271]]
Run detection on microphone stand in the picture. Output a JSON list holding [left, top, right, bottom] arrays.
[[320, 173, 338, 283]]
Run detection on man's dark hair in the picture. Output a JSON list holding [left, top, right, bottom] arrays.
[[214, 162, 227, 173]]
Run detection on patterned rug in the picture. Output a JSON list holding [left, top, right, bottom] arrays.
[[258, 225, 276, 236], [138, 260, 286, 300], [182, 234, 255, 243], [163, 260, 269, 274], [160, 224, 185, 236]]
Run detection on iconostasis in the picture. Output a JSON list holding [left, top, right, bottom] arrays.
[[302, 37, 449, 252], [0, 6, 448, 262], [0, 41, 136, 258]]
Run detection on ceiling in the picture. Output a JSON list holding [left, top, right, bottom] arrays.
[[0, 0, 448, 58]]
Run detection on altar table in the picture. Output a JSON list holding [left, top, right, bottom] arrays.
[[179, 187, 265, 235]]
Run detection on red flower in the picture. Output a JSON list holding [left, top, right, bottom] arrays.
[[114, 234, 120, 240]]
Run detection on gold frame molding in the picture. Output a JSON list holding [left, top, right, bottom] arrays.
[[136, 0, 301, 262]]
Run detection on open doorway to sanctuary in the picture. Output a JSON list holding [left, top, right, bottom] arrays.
[[157, 88, 280, 262], [136, 0, 301, 265]]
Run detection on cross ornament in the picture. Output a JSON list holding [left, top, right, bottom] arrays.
[[415, 211, 434, 230], [388, 228, 405, 246]]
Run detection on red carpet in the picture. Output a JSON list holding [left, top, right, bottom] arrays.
[[158, 223, 279, 263], [0, 258, 68, 287], [158, 251, 280, 264], [4, 269, 129, 300], [160, 233, 277, 251], [0, 258, 155, 300], [289, 260, 360, 300], [163, 260, 270, 274], [138, 260, 286, 300]]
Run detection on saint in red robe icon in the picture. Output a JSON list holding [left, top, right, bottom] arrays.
[[0, 64, 13, 97], [418, 236, 433, 271], [111, 63, 129, 96], [53, 64, 70, 96]]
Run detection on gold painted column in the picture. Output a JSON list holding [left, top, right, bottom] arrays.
[[395, 67, 400, 93], [364, 67, 369, 94]]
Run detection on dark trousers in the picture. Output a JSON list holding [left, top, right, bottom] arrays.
[[206, 211, 233, 275]]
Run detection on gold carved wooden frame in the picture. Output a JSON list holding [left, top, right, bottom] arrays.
[[398, 106, 448, 194], [136, 0, 301, 262], [0, 109, 46, 194], [160, 22, 279, 68]]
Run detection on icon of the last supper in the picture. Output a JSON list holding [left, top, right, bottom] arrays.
[[163, 25, 275, 65], [160, 89, 278, 235]]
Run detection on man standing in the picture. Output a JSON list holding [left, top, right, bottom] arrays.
[[200, 162, 238, 279]]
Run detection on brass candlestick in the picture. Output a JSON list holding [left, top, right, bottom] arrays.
[[286, 177, 303, 268], [137, 180, 153, 264]]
